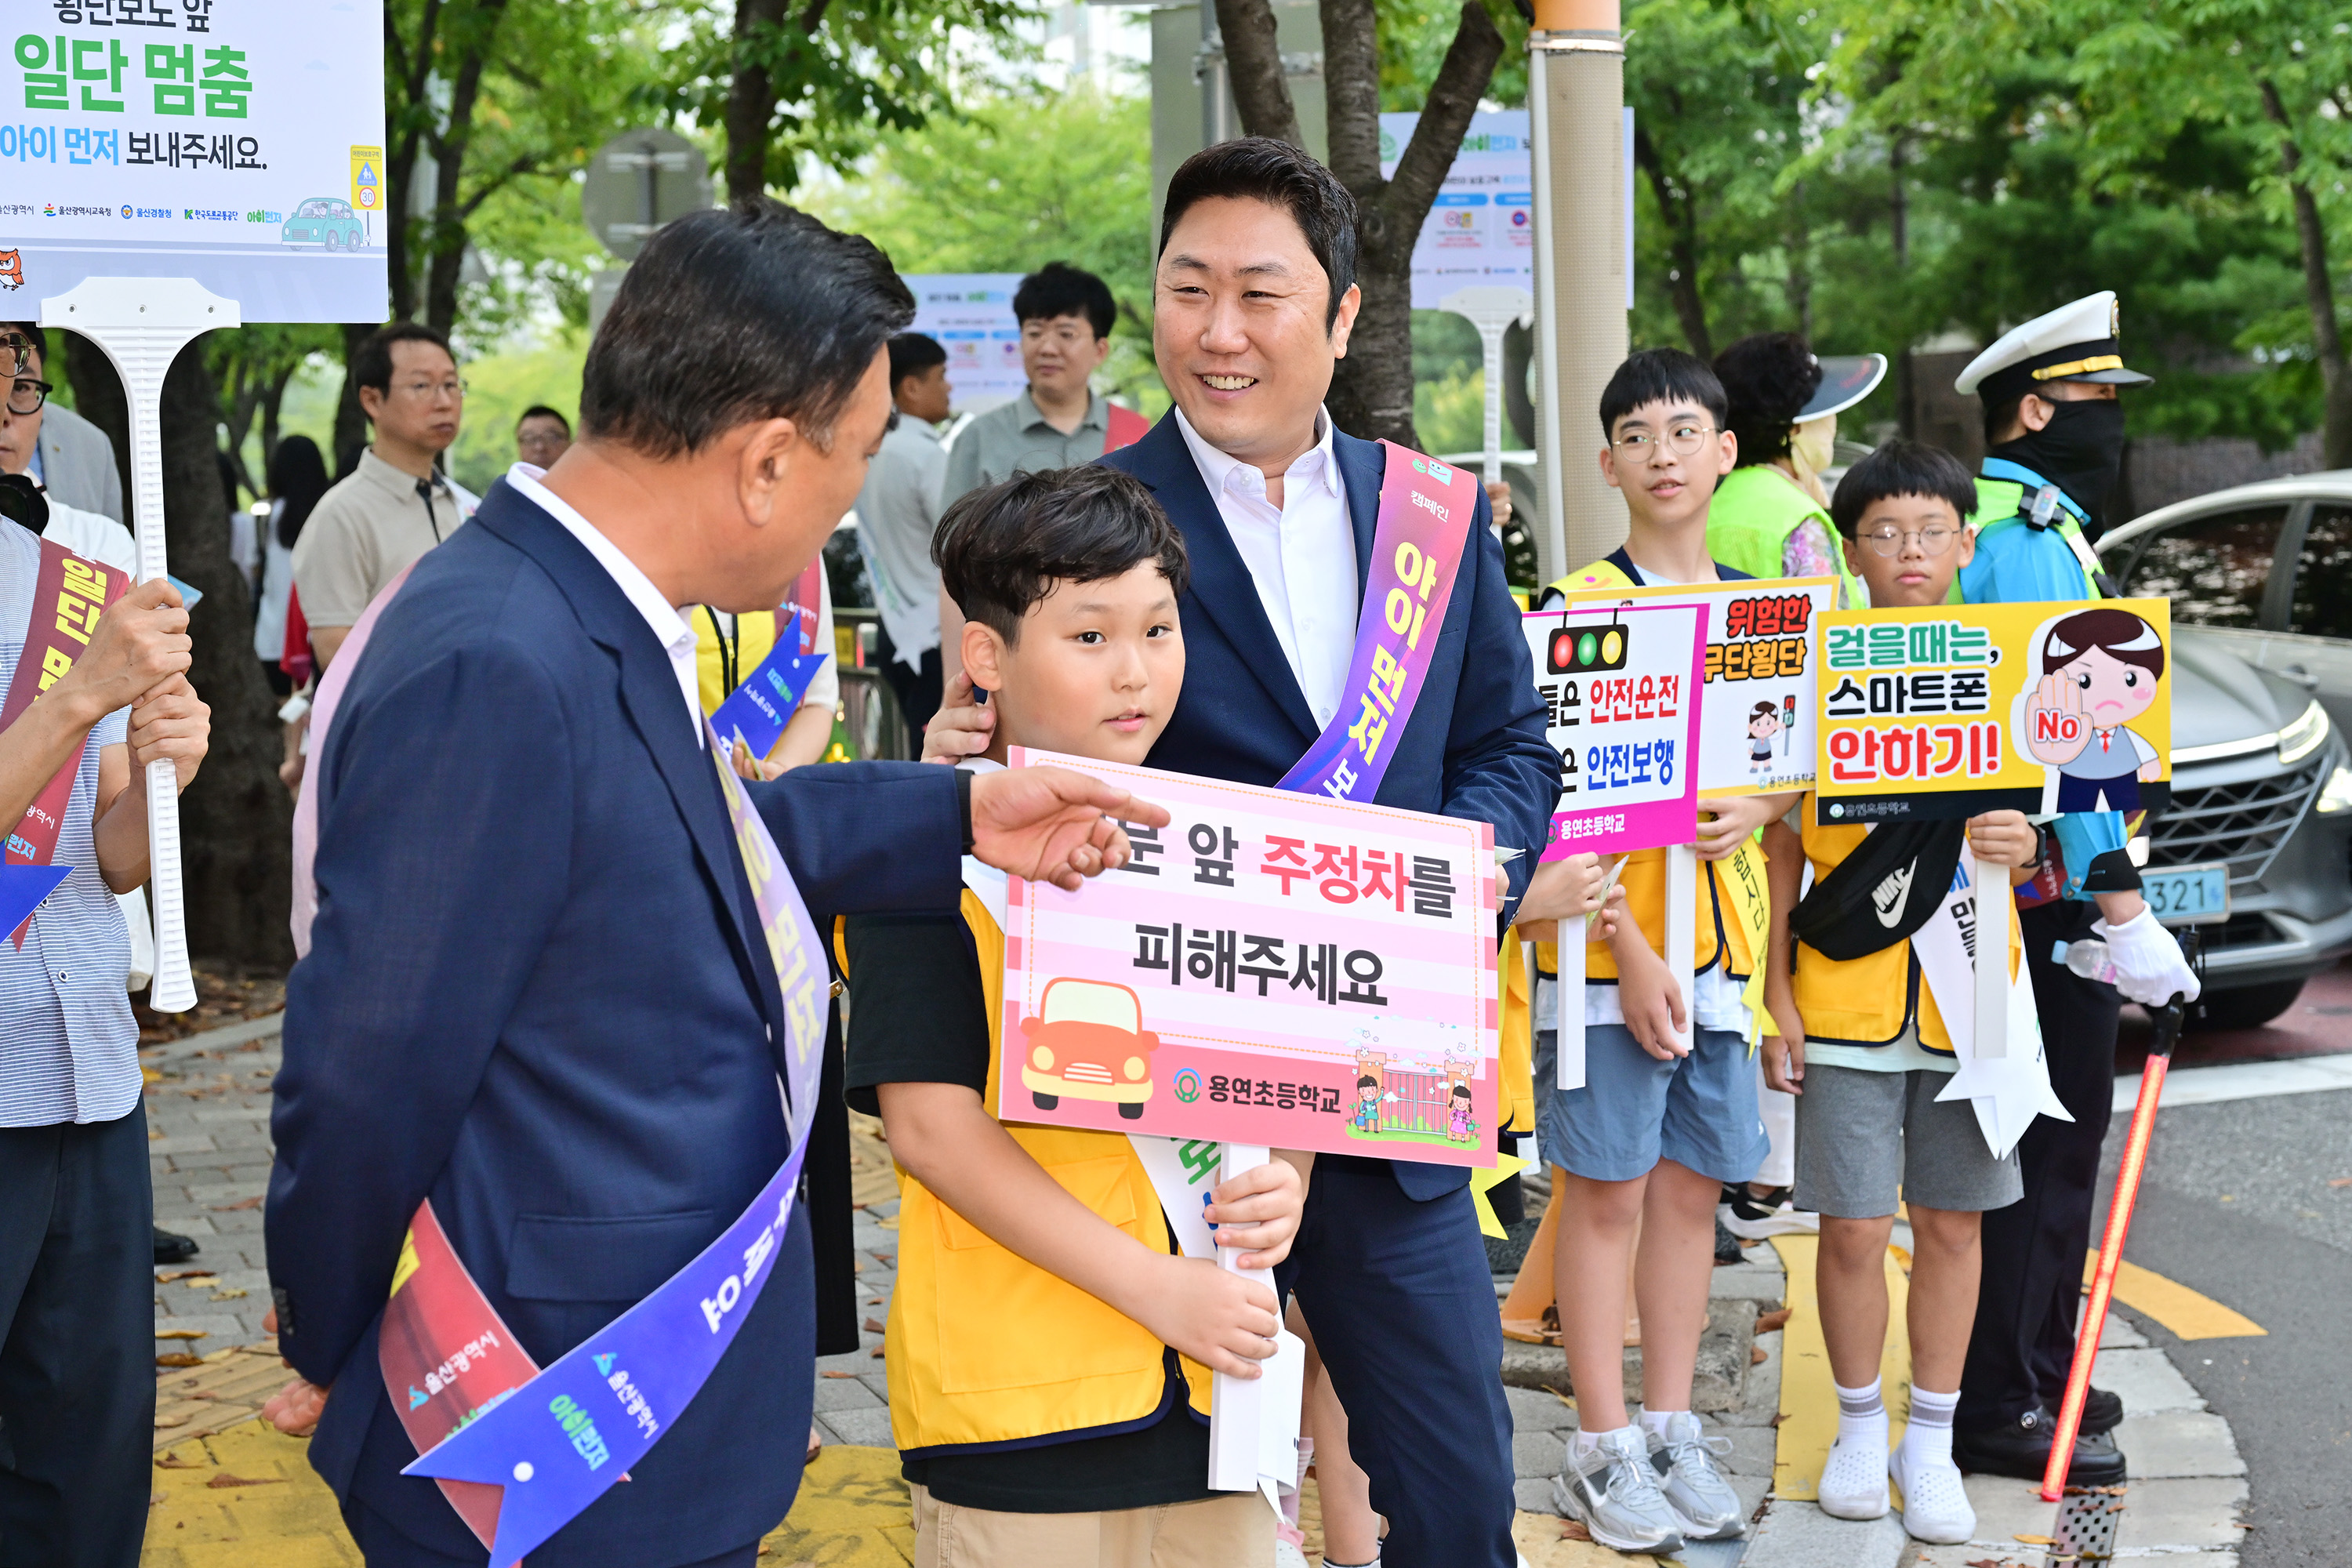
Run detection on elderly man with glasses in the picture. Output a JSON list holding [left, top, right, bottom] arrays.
[[2, 324, 125, 525]]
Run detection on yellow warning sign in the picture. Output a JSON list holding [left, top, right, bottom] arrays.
[[350, 146, 383, 213]]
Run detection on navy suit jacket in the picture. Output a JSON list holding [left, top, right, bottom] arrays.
[[1107, 416, 1559, 1201], [267, 481, 964, 1560]]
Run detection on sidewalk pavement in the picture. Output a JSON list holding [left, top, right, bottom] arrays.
[[139, 1014, 2256, 1567]]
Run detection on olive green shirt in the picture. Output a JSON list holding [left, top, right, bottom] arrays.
[[942, 390, 1111, 506]]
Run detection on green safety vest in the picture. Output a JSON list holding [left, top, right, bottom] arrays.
[[1705, 465, 1864, 606]]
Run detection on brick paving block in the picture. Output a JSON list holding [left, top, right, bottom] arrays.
[[2112, 1476, 2250, 1552], [154, 1312, 247, 1345], [1507, 1385, 1578, 1433], [1722, 1329, 1782, 1428], [1513, 1428, 1566, 1480], [2112, 1410, 2244, 1479], [819, 1406, 895, 1449], [813, 1350, 873, 1380], [811, 1375, 884, 1413], [1957, 1471, 2056, 1546], [1741, 1499, 1908, 1568], [2092, 1347, 2206, 1414], [1513, 1475, 1558, 1515], [1709, 1258, 1789, 1301], [223, 1162, 276, 1185], [207, 1207, 268, 1235], [1714, 1422, 1777, 1477], [147, 1134, 217, 1156], [151, 1211, 220, 1236]]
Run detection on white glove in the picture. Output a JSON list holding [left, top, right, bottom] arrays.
[[2092, 907, 2201, 1007]]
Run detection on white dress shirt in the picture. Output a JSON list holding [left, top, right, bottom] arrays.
[[1173, 406, 1359, 730], [506, 464, 705, 749]]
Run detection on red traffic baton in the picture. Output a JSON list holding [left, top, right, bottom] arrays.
[[2041, 931, 2199, 1503]]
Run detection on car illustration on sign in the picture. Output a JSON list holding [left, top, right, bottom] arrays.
[[1018, 978, 1158, 1118], [282, 197, 365, 250]]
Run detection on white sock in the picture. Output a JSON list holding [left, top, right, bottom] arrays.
[[1639, 1407, 1686, 1439], [1324, 1553, 1380, 1568], [1835, 1377, 1888, 1444], [1573, 1423, 1635, 1460], [1900, 1385, 1960, 1468]]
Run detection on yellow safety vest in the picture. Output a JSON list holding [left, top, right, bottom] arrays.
[[835, 895, 1211, 1455], [1790, 806, 2021, 1052], [1539, 561, 1776, 1040], [694, 608, 781, 717], [1498, 927, 1534, 1135]]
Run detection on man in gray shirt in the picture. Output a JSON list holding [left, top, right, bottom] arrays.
[[940, 262, 1125, 503], [855, 333, 952, 729], [3, 325, 124, 523]]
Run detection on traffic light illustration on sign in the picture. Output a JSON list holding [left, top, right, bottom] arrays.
[[1546, 618, 1631, 677]]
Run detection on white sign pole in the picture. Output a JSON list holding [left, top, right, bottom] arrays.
[[1207, 1142, 1277, 1491], [1554, 922, 1587, 1091], [41, 277, 238, 1014], [1439, 285, 1535, 491], [1666, 844, 1697, 1055], [1973, 850, 2009, 1060]]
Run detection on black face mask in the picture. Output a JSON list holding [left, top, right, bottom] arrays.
[[1990, 397, 2126, 538]]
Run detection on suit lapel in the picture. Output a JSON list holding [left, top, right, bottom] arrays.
[[1122, 417, 1319, 740], [1334, 430, 1385, 605], [474, 486, 784, 1038]]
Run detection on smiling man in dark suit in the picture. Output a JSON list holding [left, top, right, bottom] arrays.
[[924, 138, 1559, 1568], [263, 201, 1163, 1568]]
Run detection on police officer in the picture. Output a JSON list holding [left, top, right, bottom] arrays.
[[1950, 292, 2199, 1484]]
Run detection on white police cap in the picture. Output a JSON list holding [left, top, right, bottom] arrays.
[[1953, 291, 2153, 400]]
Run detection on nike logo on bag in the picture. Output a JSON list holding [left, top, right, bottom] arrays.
[[1873, 866, 1915, 927]]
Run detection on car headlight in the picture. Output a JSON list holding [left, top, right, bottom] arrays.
[[2319, 766, 2352, 815], [2278, 699, 2329, 766], [1030, 1045, 1053, 1071], [1123, 1056, 1147, 1081]]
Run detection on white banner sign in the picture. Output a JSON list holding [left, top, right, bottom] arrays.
[[1378, 111, 1532, 311], [0, 0, 386, 320], [903, 270, 1025, 415]]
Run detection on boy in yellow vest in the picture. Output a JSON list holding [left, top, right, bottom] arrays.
[[841, 464, 1305, 1568], [1759, 439, 2049, 1544], [1534, 349, 1796, 1555]]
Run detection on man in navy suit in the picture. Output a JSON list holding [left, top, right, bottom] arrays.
[[263, 201, 1163, 1568], [927, 139, 1559, 1568]]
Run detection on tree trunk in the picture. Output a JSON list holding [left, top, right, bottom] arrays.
[[260, 364, 294, 470], [60, 332, 132, 510], [725, 0, 791, 201], [1320, 0, 1500, 445], [1214, 0, 1301, 148], [422, 5, 506, 337], [1632, 120, 1709, 359], [2260, 80, 2351, 469]]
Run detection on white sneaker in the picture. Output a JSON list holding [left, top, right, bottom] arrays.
[[1717, 1184, 1820, 1240], [1647, 1412, 1746, 1540], [1272, 1540, 1312, 1568], [1890, 1445, 1976, 1545], [1817, 1429, 1891, 1520], [1552, 1427, 1686, 1554]]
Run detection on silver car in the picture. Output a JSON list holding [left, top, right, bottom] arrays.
[[2098, 474, 2352, 1027]]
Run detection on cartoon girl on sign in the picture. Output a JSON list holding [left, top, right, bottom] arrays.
[[2024, 608, 2165, 812], [1746, 702, 1780, 774]]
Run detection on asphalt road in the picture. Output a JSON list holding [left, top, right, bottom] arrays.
[[2096, 1073, 2352, 1567]]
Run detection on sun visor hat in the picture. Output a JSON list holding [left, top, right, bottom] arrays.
[[1798, 354, 1887, 422]]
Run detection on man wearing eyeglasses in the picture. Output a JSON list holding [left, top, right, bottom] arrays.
[[291, 321, 469, 676], [2, 324, 125, 525]]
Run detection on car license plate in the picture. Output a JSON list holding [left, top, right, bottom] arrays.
[[2141, 862, 2230, 926]]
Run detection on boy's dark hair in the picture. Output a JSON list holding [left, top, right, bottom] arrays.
[[1599, 348, 1729, 437], [515, 405, 570, 434], [1828, 438, 1980, 539], [1357, 1074, 1379, 1091], [1715, 332, 1821, 466], [932, 465, 1188, 647], [887, 332, 948, 386], [352, 321, 453, 397], [1012, 264, 1116, 340], [583, 198, 912, 458], [1160, 137, 1358, 330]]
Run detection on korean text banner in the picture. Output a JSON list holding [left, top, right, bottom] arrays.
[[1813, 599, 2172, 824], [1377, 110, 1530, 310], [1523, 603, 1704, 858], [1552, 577, 1834, 798], [0, 0, 387, 321], [1001, 749, 1497, 1168], [902, 272, 1024, 414]]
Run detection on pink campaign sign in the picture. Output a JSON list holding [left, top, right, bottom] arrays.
[[1002, 749, 1500, 1168], [1524, 602, 1707, 858]]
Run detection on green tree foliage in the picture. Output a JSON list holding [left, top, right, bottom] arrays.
[[800, 87, 1167, 408]]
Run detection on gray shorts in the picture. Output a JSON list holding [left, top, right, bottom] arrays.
[[1791, 1064, 2024, 1217]]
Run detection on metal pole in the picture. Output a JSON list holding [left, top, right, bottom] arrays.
[[1526, 2, 1629, 585]]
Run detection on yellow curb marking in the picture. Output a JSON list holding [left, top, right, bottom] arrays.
[[2084, 1251, 2266, 1341], [1769, 1235, 1911, 1504]]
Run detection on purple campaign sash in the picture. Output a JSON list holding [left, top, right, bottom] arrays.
[[396, 716, 832, 1566], [1278, 442, 1481, 802]]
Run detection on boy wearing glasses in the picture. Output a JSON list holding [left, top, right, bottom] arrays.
[[1530, 350, 1794, 1555], [1758, 439, 2042, 1544]]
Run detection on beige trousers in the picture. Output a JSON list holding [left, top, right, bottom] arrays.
[[911, 1483, 1272, 1568]]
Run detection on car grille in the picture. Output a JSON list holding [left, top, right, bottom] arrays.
[[2147, 753, 2325, 887], [1061, 1062, 1113, 1085]]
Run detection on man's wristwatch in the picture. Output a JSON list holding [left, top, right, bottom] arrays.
[[955, 765, 975, 854]]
